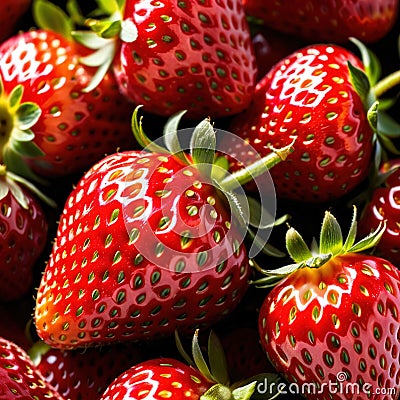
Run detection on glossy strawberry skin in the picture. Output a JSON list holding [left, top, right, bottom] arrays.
[[36, 343, 143, 400], [0, 337, 63, 399], [100, 358, 211, 400], [0, 29, 134, 178], [34, 151, 250, 349], [358, 159, 400, 266], [259, 253, 400, 400], [227, 44, 374, 203], [114, 0, 257, 119], [243, 0, 399, 43], [0, 182, 47, 301]]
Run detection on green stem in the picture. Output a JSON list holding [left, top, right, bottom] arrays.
[[220, 141, 294, 191], [372, 69, 400, 98]]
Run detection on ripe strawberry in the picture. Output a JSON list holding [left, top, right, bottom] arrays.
[[358, 159, 400, 266], [34, 111, 264, 349], [0, 165, 48, 301], [100, 358, 211, 399], [77, 0, 257, 119], [0, 0, 31, 42], [242, 0, 399, 43], [226, 44, 375, 203], [256, 207, 400, 400], [0, 6, 134, 180], [100, 330, 259, 400], [0, 336, 64, 399], [29, 340, 143, 400]]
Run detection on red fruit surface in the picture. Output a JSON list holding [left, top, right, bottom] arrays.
[[0, 174, 48, 301], [259, 253, 400, 400], [0, 337, 63, 399], [243, 0, 399, 43], [358, 159, 400, 267], [34, 151, 250, 348], [100, 358, 212, 400], [0, 29, 134, 178], [35, 342, 142, 400], [226, 44, 374, 203], [113, 0, 257, 119]]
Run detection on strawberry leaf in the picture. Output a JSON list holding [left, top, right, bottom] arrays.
[[286, 227, 312, 263], [16, 103, 41, 130], [348, 61, 371, 104], [208, 331, 229, 386], [131, 106, 166, 154], [192, 330, 214, 383], [8, 85, 23, 110], [348, 220, 386, 253], [231, 381, 257, 400], [11, 139, 44, 158], [72, 30, 110, 49], [190, 118, 216, 176], [349, 37, 381, 85], [319, 211, 343, 255], [163, 110, 190, 165], [33, 0, 73, 39], [342, 206, 357, 253], [201, 384, 232, 400]]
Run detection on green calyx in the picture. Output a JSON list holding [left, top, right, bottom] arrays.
[[252, 206, 386, 288], [348, 38, 400, 158], [131, 106, 291, 257], [131, 106, 294, 192], [0, 165, 56, 208], [0, 76, 48, 185], [175, 330, 257, 400]]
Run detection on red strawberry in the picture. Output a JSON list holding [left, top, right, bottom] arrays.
[[242, 0, 399, 44], [225, 43, 375, 203], [0, 0, 31, 42], [76, 0, 257, 119], [0, 165, 48, 301], [358, 159, 400, 266], [0, 4, 134, 180], [29, 341, 143, 400], [100, 358, 212, 399], [256, 207, 400, 400], [33, 111, 262, 349], [100, 330, 259, 400], [0, 336, 64, 399]]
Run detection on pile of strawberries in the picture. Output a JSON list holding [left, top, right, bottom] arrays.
[[0, 0, 399, 399]]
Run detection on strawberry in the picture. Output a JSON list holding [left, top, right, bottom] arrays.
[[33, 106, 293, 349], [0, 0, 31, 42], [225, 43, 385, 203], [0, 164, 49, 301], [100, 358, 212, 400], [34, 110, 269, 349], [255, 207, 400, 400], [358, 159, 400, 266], [29, 340, 143, 400], [0, 1, 135, 181], [75, 0, 257, 119], [99, 330, 259, 400], [0, 336, 64, 399], [242, 0, 399, 44]]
